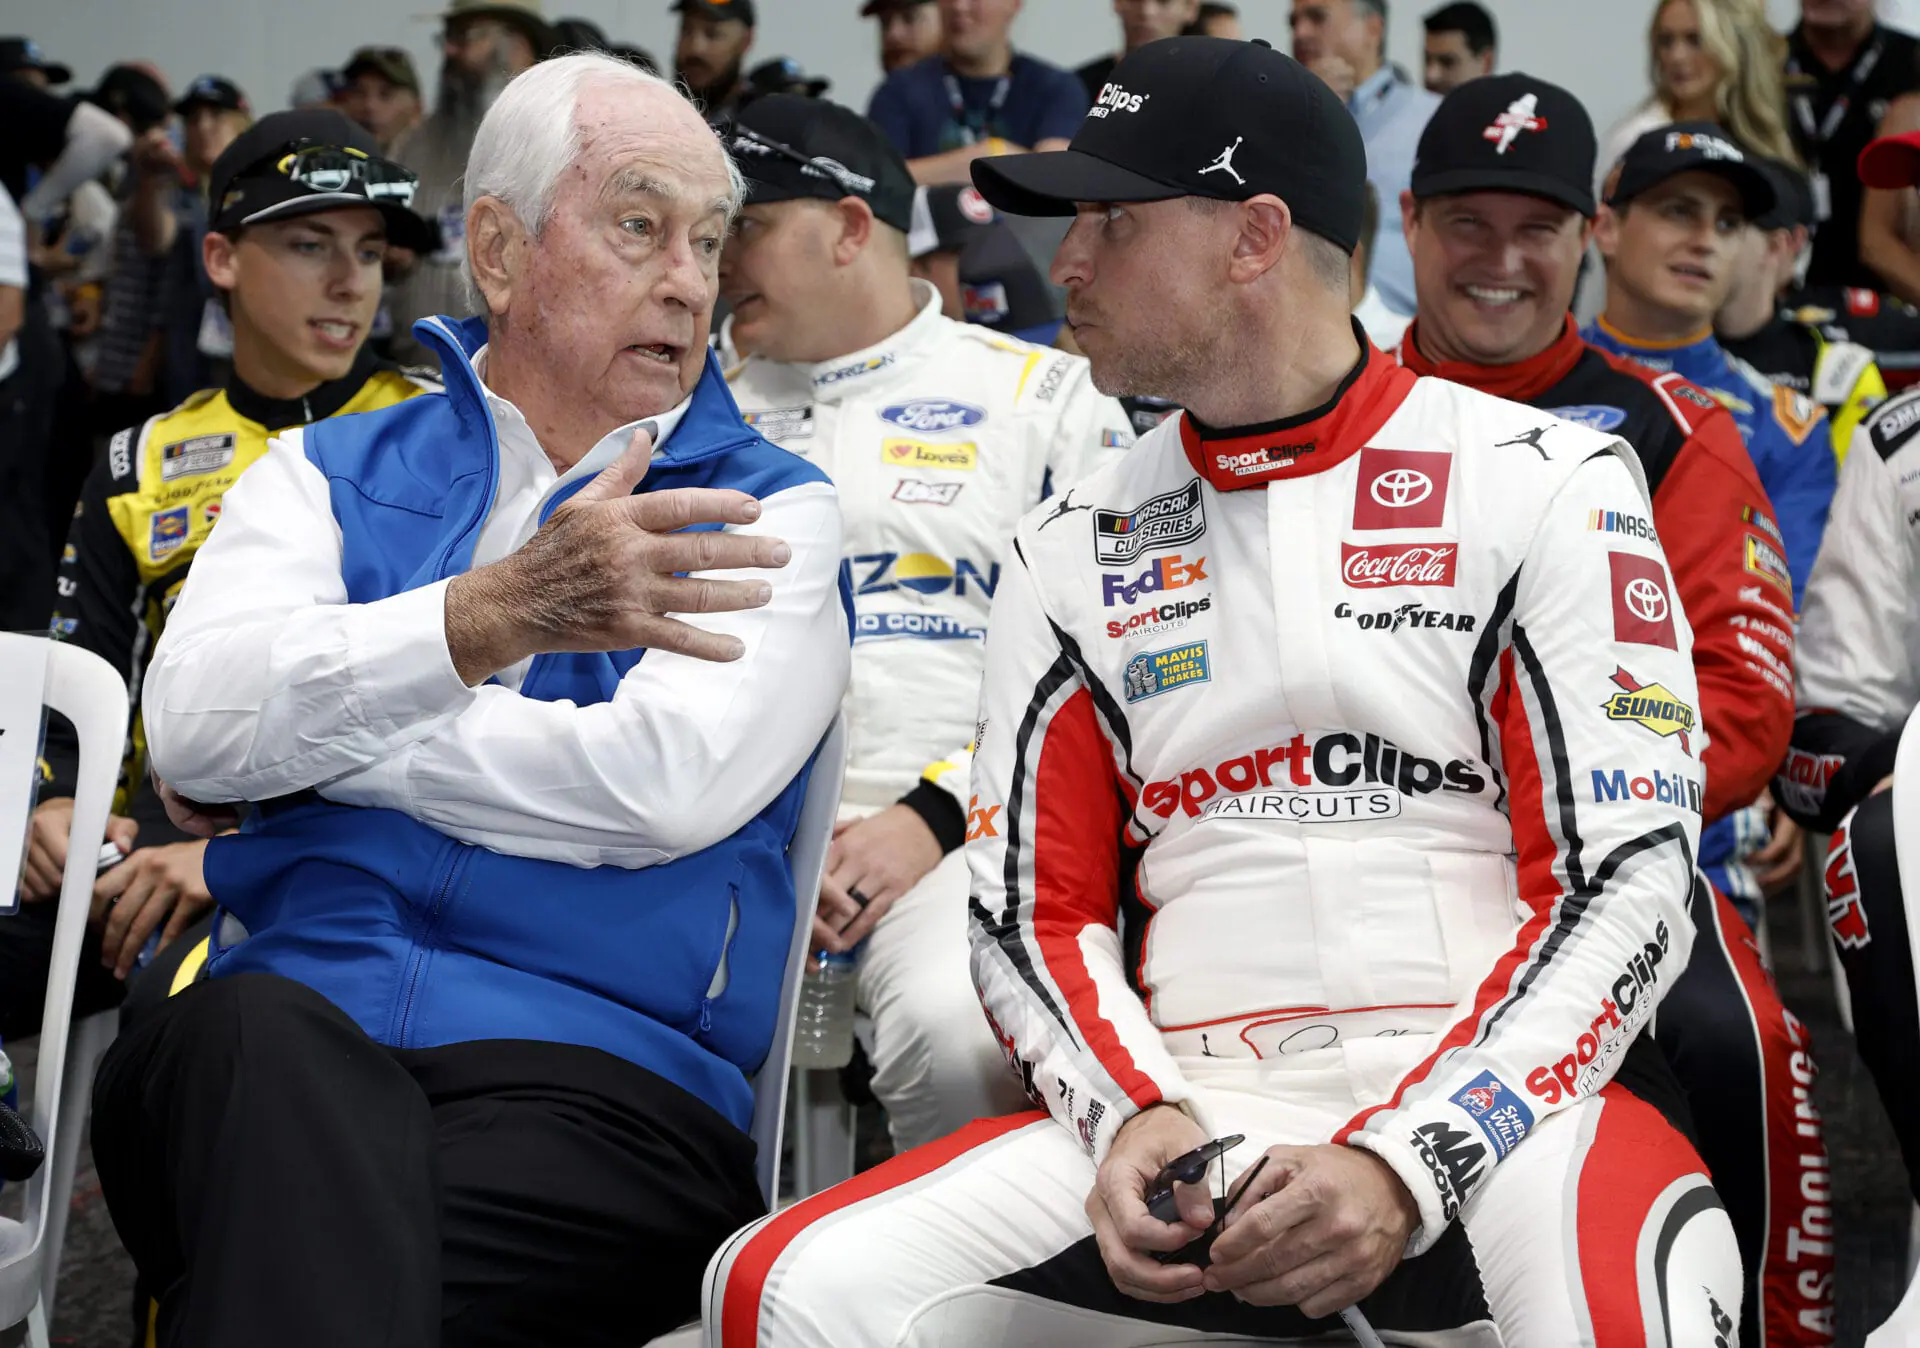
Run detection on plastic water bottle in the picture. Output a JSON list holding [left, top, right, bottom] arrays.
[[791, 949, 860, 1069]]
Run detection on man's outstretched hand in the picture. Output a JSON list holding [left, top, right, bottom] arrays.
[[1202, 1143, 1417, 1318], [444, 426, 794, 684]]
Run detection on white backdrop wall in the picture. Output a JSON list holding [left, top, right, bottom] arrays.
[[10, 0, 1911, 153]]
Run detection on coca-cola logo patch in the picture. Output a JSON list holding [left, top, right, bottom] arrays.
[[1341, 542, 1458, 589], [1352, 448, 1452, 530]]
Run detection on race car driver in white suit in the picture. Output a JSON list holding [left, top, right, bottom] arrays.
[[719, 93, 1135, 1150], [709, 37, 1742, 1348]]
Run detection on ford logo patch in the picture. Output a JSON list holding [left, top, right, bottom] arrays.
[[1544, 404, 1627, 433], [878, 400, 988, 433]]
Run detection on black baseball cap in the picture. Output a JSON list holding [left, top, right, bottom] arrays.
[[960, 223, 1063, 343], [729, 94, 916, 233], [674, 0, 756, 24], [86, 64, 171, 135], [1753, 157, 1815, 231], [1411, 73, 1595, 216], [1603, 121, 1777, 221], [207, 109, 436, 252], [744, 57, 830, 100], [175, 74, 249, 116], [971, 36, 1367, 255], [342, 46, 420, 94], [0, 38, 71, 86], [909, 183, 996, 257]]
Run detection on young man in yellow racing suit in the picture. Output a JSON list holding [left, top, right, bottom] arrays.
[[3, 107, 437, 1036]]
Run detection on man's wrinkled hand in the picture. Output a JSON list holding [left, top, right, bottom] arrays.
[[93, 839, 213, 978], [444, 426, 793, 683], [809, 806, 944, 953], [153, 773, 242, 839], [18, 797, 137, 902], [1202, 1144, 1416, 1318], [1088, 1105, 1214, 1303]]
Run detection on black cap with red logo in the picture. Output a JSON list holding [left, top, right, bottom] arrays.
[[1411, 72, 1596, 217]]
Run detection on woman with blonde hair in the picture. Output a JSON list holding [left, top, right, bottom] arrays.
[[1595, 0, 1801, 195]]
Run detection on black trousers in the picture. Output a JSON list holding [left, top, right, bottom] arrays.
[[1824, 789, 1920, 1203], [92, 972, 764, 1348]]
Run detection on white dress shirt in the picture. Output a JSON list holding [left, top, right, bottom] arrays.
[[142, 353, 849, 871]]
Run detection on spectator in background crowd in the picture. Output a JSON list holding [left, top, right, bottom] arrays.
[[81, 66, 174, 453], [742, 56, 830, 105], [1291, 0, 1439, 315], [92, 54, 847, 1347], [146, 76, 252, 407], [0, 35, 70, 90], [1597, 0, 1800, 201], [1186, 1, 1240, 38], [904, 183, 1065, 342], [386, 0, 554, 367], [1587, 125, 1837, 932], [868, 0, 1086, 186], [720, 93, 1124, 1153], [1789, 0, 1920, 292], [1350, 180, 1408, 347], [288, 68, 343, 109], [674, 0, 756, 124], [1589, 126, 1834, 620], [3, 109, 439, 1045], [1720, 156, 1887, 459], [905, 183, 992, 320], [865, 0, 942, 75], [1076, 0, 1200, 103], [339, 47, 424, 151], [1421, 1, 1495, 95], [0, 65, 133, 631], [1856, 82, 1920, 307]]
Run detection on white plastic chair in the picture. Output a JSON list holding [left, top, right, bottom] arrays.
[[0, 636, 130, 1347], [1866, 702, 1920, 1346], [642, 714, 846, 1348]]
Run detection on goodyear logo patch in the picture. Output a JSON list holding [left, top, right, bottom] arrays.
[[1123, 641, 1210, 703], [884, 438, 977, 471], [149, 506, 190, 562]]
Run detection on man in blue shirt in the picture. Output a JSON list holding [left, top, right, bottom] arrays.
[[868, 0, 1086, 184], [1292, 0, 1439, 315]]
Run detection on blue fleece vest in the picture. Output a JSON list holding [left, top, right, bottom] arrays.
[[202, 316, 847, 1131]]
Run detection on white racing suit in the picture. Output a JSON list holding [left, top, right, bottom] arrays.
[[711, 339, 1743, 1345], [724, 281, 1134, 1149]]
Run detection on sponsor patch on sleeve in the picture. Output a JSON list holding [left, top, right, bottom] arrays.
[[1743, 531, 1793, 598], [1450, 1071, 1534, 1159], [1094, 480, 1206, 564], [1608, 552, 1678, 649]]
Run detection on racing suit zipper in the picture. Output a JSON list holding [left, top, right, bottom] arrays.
[[395, 843, 470, 1048], [697, 887, 741, 1040]]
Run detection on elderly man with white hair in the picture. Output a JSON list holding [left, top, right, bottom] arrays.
[[87, 53, 850, 1348]]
